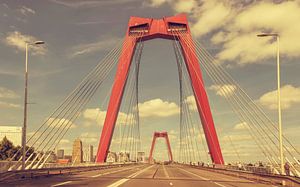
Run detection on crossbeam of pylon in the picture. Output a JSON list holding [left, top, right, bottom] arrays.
[[96, 14, 224, 164]]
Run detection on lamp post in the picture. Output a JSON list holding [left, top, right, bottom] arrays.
[[21, 41, 45, 170], [257, 33, 284, 175]]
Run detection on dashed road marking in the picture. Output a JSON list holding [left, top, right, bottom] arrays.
[[51, 165, 141, 186], [178, 167, 209, 180], [107, 165, 154, 187], [178, 167, 228, 187], [214, 182, 227, 187], [51, 181, 72, 187], [91, 167, 134, 178], [163, 164, 170, 178]]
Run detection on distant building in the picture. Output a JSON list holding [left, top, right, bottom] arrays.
[[107, 152, 117, 163], [57, 149, 64, 159], [87, 145, 93, 162], [118, 152, 130, 162], [57, 159, 69, 164], [137, 152, 145, 163], [72, 138, 83, 164], [64, 155, 72, 162], [0, 126, 22, 146], [46, 151, 56, 163]]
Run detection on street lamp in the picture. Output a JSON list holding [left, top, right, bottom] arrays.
[[257, 33, 284, 175], [21, 41, 45, 170]]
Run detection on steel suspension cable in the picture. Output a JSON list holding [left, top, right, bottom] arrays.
[[172, 31, 223, 164], [177, 30, 282, 167]]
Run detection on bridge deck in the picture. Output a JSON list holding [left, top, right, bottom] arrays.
[[2, 164, 276, 187]]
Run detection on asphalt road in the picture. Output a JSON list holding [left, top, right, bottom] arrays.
[[2, 164, 277, 187]]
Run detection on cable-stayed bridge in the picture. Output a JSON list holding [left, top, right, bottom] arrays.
[[1, 14, 300, 187]]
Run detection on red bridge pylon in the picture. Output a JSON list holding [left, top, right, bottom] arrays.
[[96, 14, 224, 165], [149, 132, 173, 163]]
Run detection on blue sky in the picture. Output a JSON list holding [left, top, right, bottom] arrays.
[[0, 0, 300, 163]]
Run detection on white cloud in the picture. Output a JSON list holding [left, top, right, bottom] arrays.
[[209, 84, 237, 97], [149, 0, 233, 37], [82, 99, 180, 126], [151, 1, 300, 65], [0, 87, 19, 99], [139, 98, 180, 118], [259, 85, 300, 110], [82, 108, 134, 126], [168, 130, 179, 142], [233, 122, 248, 130], [19, 6, 35, 15], [47, 117, 77, 129], [0, 101, 21, 109], [59, 139, 70, 144], [190, 0, 233, 37], [2, 3, 9, 9], [51, 0, 136, 8], [148, 0, 169, 7], [214, 1, 300, 65], [69, 36, 119, 58], [184, 95, 197, 111], [80, 132, 99, 144], [173, 0, 196, 13], [4, 31, 47, 55], [222, 134, 251, 142]]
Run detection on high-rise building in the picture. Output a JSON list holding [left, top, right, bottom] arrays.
[[72, 138, 83, 164], [46, 151, 57, 163], [87, 145, 93, 162], [137, 152, 145, 163], [118, 152, 130, 162], [57, 149, 64, 159], [107, 152, 117, 163], [0, 126, 22, 146]]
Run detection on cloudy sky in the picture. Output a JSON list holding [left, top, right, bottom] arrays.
[[0, 0, 300, 163]]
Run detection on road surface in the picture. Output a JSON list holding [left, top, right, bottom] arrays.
[[3, 164, 276, 187]]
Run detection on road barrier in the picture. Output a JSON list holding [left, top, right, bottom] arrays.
[[0, 162, 137, 183], [181, 163, 300, 187]]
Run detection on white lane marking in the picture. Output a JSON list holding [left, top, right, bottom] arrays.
[[51, 181, 72, 187], [163, 165, 174, 186], [214, 182, 227, 187], [163, 164, 170, 178], [107, 165, 154, 187], [91, 166, 134, 178], [178, 167, 209, 180], [178, 167, 228, 187], [51, 166, 141, 186]]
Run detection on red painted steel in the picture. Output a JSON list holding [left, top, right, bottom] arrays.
[[149, 132, 173, 163], [96, 14, 224, 164]]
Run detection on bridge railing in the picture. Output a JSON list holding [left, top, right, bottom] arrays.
[[0, 162, 138, 183], [180, 163, 300, 186], [213, 164, 275, 175]]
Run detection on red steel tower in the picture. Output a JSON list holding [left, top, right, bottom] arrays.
[[148, 132, 173, 163], [96, 14, 224, 164]]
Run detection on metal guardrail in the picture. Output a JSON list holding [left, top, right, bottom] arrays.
[[0, 162, 138, 183], [181, 163, 300, 186]]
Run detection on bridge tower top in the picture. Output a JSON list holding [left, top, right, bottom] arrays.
[[126, 14, 190, 40]]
